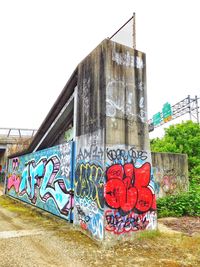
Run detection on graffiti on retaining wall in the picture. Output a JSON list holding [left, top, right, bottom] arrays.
[[7, 173, 21, 192], [106, 79, 146, 123], [74, 160, 104, 240], [75, 199, 104, 240], [105, 162, 156, 213], [74, 131, 105, 240], [153, 166, 188, 198], [105, 210, 157, 234], [6, 142, 74, 220], [107, 147, 148, 165], [75, 162, 104, 210], [77, 145, 104, 161], [105, 146, 157, 235], [112, 50, 144, 69]]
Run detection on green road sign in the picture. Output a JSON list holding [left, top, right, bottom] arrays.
[[153, 112, 162, 126], [162, 102, 172, 119]]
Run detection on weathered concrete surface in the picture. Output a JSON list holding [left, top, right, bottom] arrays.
[[0, 136, 32, 145], [74, 39, 157, 243], [105, 41, 149, 150], [152, 152, 189, 198]]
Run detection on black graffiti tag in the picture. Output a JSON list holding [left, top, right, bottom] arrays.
[[107, 147, 147, 163]]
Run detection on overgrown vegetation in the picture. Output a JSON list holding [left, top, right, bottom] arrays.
[[0, 172, 5, 183], [157, 188, 200, 217], [151, 121, 200, 217]]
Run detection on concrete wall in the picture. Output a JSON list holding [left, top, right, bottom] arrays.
[[74, 39, 157, 243], [5, 39, 158, 244], [74, 39, 106, 240], [104, 41, 156, 242], [0, 137, 32, 184], [152, 152, 189, 198], [6, 142, 74, 221]]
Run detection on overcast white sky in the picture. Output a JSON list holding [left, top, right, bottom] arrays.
[[0, 0, 199, 138]]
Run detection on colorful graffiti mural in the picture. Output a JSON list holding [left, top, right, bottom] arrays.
[[3, 40, 159, 244], [6, 142, 74, 221], [74, 158, 104, 240], [153, 166, 188, 198], [105, 162, 156, 213], [151, 152, 188, 198], [105, 210, 157, 235], [105, 146, 157, 236], [74, 130, 105, 241], [75, 162, 104, 210]]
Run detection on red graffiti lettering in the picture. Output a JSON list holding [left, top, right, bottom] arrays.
[[105, 162, 156, 213], [80, 221, 87, 230]]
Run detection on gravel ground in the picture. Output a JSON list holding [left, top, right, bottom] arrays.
[[0, 187, 199, 267]]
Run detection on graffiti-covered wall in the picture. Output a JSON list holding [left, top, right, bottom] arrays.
[[152, 152, 189, 198], [5, 39, 158, 244], [104, 146, 157, 237], [74, 39, 157, 242], [6, 142, 74, 221], [74, 40, 106, 240], [74, 130, 104, 240], [106, 41, 149, 149], [104, 41, 157, 242]]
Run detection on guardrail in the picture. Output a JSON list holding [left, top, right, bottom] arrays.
[[0, 128, 37, 138]]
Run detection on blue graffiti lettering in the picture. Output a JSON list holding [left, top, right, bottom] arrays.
[[19, 155, 73, 216], [19, 158, 45, 203]]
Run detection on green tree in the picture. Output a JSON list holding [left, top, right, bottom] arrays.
[[150, 121, 200, 183], [151, 121, 200, 218]]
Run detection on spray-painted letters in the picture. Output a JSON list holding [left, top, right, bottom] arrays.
[[107, 147, 147, 164], [7, 143, 74, 221], [74, 160, 104, 240], [105, 162, 156, 213], [105, 146, 157, 235], [75, 162, 104, 210]]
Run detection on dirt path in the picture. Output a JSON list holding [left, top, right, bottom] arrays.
[[159, 217, 200, 236], [0, 198, 84, 267], [0, 193, 199, 267]]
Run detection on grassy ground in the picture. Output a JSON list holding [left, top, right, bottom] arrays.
[[0, 195, 200, 267]]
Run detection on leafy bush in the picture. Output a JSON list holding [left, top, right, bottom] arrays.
[[157, 187, 200, 218]]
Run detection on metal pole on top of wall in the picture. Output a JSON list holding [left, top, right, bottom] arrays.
[[133, 12, 136, 49], [109, 13, 136, 46]]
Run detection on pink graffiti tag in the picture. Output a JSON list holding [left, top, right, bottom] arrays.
[[7, 174, 21, 192], [12, 158, 20, 170]]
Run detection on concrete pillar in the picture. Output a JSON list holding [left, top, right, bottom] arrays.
[[74, 39, 157, 244]]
